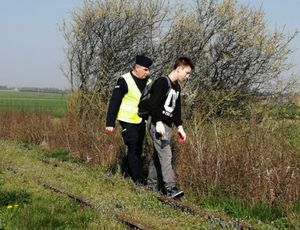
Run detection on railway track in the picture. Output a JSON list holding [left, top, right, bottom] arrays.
[[7, 166, 151, 229], [7, 164, 253, 229]]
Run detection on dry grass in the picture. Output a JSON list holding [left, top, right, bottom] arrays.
[[0, 103, 299, 211], [0, 108, 122, 166], [175, 118, 300, 209]]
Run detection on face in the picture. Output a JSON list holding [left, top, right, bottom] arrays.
[[133, 64, 150, 79], [176, 65, 192, 82]]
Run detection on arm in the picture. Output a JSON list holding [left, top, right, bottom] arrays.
[[150, 78, 169, 125], [173, 91, 183, 127], [174, 88, 185, 142], [106, 77, 128, 129]]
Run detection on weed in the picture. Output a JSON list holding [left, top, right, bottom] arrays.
[[272, 217, 294, 230], [16, 139, 36, 150], [292, 200, 300, 213], [0, 189, 31, 207], [43, 149, 83, 163], [265, 104, 300, 120], [197, 192, 287, 224], [45, 149, 70, 161], [0, 162, 124, 229], [250, 202, 285, 222]]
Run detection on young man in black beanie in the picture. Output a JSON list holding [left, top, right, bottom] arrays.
[[106, 54, 153, 184]]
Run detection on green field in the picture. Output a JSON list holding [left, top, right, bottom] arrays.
[[0, 90, 67, 117]]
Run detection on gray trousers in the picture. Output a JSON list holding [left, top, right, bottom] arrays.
[[147, 123, 176, 189]]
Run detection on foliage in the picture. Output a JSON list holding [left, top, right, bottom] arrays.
[[61, 0, 171, 100], [265, 103, 300, 120], [43, 149, 82, 162], [61, 0, 297, 120], [0, 189, 31, 207], [274, 120, 300, 152]]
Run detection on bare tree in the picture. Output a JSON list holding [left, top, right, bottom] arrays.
[[62, 0, 171, 98], [62, 0, 297, 120], [162, 0, 297, 119], [61, 0, 174, 141]]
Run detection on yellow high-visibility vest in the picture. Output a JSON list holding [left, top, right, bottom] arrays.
[[117, 73, 151, 124]]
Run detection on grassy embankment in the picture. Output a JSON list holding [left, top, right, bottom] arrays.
[[0, 140, 227, 229], [0, 89, 300, 229], [0, 140, 282, 229]]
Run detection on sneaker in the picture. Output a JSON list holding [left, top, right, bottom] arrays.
[[166, 187, 184, 199]]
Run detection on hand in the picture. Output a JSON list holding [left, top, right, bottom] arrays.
[[156, 121, 165, 136], [177, 126, 186, 142], [105, 127, 115, 134]]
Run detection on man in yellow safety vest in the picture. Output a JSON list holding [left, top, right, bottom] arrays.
[[105, 54, 153, 184]]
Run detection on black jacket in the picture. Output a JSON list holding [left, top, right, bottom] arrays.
[[150, 76, 183, 127]]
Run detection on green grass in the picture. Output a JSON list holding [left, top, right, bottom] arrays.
[[284, 122, 300, 151], [0, 90, 67, 117], [193, 192, 299, 229], [1, 139, 299, 229], [0, 173, 124, 229], [254, 103, 300, 152], [270, 120, 300, 152], [43, 149, 83, 163], [0, 140, 214, 229], [199, 193, 285, 221], [264, 104, 300, 120]]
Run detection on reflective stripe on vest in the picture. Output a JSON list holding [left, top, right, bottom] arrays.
[[117, 73, 151, 124]]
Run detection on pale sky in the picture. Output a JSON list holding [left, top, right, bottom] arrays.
[[0, 0, 299, 89]]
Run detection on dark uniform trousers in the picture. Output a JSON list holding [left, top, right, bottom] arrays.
[[119, 120, 145, 183]]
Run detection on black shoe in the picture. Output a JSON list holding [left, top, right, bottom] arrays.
[[134, 178, 146, 186], [166, 187, 184, 199]]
